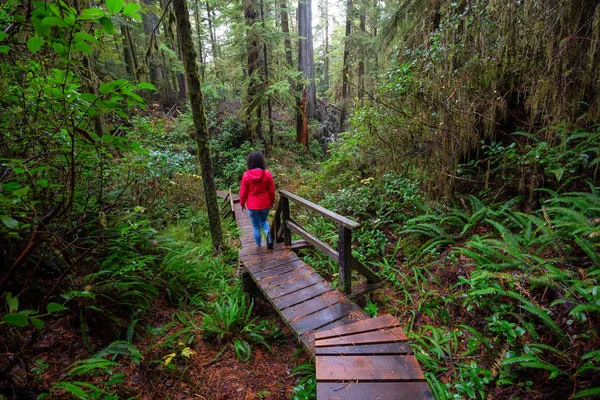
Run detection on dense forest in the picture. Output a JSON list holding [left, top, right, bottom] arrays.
[[1, 0, 599, 398]]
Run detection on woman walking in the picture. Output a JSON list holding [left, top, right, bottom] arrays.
[[240, 151, 275, 249]]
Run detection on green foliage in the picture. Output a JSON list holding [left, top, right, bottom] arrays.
[[291, 362, 316, 400], [201, 291, 272, 362]]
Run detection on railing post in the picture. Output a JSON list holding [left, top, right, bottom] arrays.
[[338, 225, 352, 294], [281, 196, 291, 246]]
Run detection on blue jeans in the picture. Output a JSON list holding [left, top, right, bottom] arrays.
[[248, 208, 272, 247]]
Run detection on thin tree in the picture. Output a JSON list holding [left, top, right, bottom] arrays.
[[172, 0, 223, 250]]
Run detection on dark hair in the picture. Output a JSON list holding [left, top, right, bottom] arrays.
[[247, 151, 266, 170]]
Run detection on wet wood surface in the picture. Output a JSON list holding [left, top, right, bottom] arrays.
[[220, 191, 431, 399]]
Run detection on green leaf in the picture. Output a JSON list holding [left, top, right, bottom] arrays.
[[41, 16, 70, 28], [30, 317, 45, 330], [47, 302, 67, 313], [5, 293, 18, 313], [36, 179, 49, 187], [79, 7, 105, 20], [136, 82, 157, 91], [0, 45, 10, 54], [74, 31, 99, 45], [99, 16, 115, 34], [74, 41, 92, 55], [122, 3, 140, 15], [0, 31, 8, 42], [0, 215, 19, 229], [549, 168, 564, 182], [572, 387, 600, 399], [2, 313, 29, 327], [106, 0, 124, 14], [13, 186, 30, 197], [52, 382, 88, 398]]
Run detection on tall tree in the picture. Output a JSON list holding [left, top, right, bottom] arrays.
[[172, 0, 223, 250], [244, 0, 264, 143], [206, 0, 220, 76], [141, 0, 164, 86], [260, 0, 274, 147], [297, 0, 316, 117], [193, 0, 206, 81], [280, 0, 293, 67], [357, 0, 366, 101], [319, 0, 329, 92], [296, 0, 316, 147], [339, 0, 352, 129]]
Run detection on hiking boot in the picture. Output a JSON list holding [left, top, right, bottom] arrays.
[[267, 242, 274, 250]]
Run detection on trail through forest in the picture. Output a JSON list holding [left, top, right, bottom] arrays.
[[1, 0, 600, 399]]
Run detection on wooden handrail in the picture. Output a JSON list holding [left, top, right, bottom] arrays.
[[273, 189, 381, 295], [279, 190, 360, 230]]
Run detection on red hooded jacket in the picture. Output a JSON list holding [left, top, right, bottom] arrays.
[[240, 168, 275, 210]]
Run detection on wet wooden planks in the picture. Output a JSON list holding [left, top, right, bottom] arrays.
[[315, 314, 434, 400], [227, 196, 369, 355], [220, 191, 433, 399]]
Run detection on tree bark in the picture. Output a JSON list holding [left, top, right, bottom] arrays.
[[244, 0, 264, 143], [358, 2, 365, 101], [206, 1, 219, 76], [260, 0, 274, 148], [297, 0, 316, 118], [340, 0, 352, 130], [194, 0, 206, 81], [141, 0, 163, 86], [172, 0, 223, 251], [280, 0, 293, 67], [320, 0, 329, 91], [121, 25, 135, 79], [125, 26, 140, 80]]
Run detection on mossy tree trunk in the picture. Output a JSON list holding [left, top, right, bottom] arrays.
[[172, 0, 223, 251]]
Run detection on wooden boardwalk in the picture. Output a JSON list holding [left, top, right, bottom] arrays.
[[220, 191, 433, 400]]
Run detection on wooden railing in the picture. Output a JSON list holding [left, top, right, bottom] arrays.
[[219, 188, 236, 221], [270, 190, 381, 295]]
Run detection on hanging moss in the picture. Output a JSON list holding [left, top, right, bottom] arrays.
[[351, 0, 600, 196]]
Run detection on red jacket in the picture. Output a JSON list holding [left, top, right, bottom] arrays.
[[240, 168, 275, 210]]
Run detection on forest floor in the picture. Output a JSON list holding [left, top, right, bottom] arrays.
[[13, 295, 308, 399]]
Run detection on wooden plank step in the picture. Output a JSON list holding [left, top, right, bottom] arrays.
[[315, 313, 399, 340], [316, 355, 424, 381], [315, 342, 412, 356], [315, 326, 407, 347], [317, 382, 434, 400]]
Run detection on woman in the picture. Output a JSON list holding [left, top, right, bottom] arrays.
[[240, 151, 275, 249]]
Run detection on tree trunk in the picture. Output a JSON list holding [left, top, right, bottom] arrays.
[[296, 88, 308, 147], [340, 0, 352, 129], [260, 0, 274, 148], [358, 3, 365, 101], [244, 0, 264, 143], [125, 26, 139, 80], [321, 0, 329, 91], [172, 0, 223, 251], [141, 0, 163, 86], [194, 0, 206, 81], [121, 25, 135, 79], [206, 1, 219, 76], [297, 0, 316, 118], [280, 0, 293, 67]]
